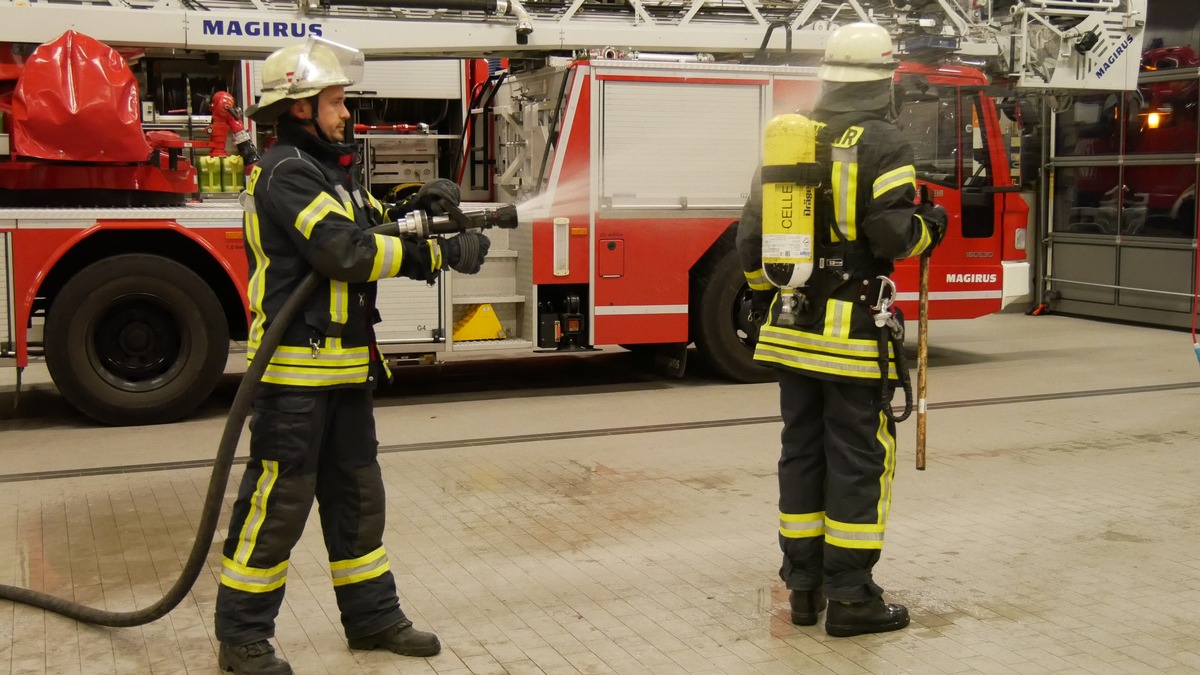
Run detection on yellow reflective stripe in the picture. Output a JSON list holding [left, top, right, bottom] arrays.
[[780, 511, 825, 538], [832, 160, 846, 239], [245, 213, 269, 352], [426, 238, 442, 273], [295, 193, 353, 239], [826, 299, 852, 339], [907, 215, 934, 258], [330, 546, 391, 587], [872, 166, 916, 199], [369, 234, 404, 280], [753, 342, 895, 379], [220, 557, 288, 593], [262, 364, 370, 387], [825, 517, 885, 550], [248, 346, 370, 367], [844, 161, 859, 240], [234, 460, 279, 566], [248, 356, 366, 368], [367, 191, 386, 217], [246, 165, 262, 196], [745, 268, 773, 291], [831, 155, 859, 241], [759, 326, 893, 358], [330, 280, 348, 328], [876, 410, 897, 526]]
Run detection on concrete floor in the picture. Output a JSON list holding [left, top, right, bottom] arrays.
[[0, 313, 1198, 674]]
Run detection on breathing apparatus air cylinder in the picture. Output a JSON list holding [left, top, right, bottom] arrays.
[[761, 113, 820, 325]]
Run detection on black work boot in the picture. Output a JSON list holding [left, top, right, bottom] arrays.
[[348, 621, 441, 657], [218, 640, 293, 674], [825, 599, 909, 637], [788, 589, 826, 626]]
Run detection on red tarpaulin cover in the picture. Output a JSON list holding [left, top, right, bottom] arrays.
[[12, 31, 151, 163]]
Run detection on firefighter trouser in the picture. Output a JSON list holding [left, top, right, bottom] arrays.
[[214, 387, 407, 646], [776, 368, 898, 603]]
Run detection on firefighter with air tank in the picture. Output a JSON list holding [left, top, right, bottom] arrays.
[[736, 22, 948, 637]]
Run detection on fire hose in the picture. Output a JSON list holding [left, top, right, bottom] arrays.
[[0, 203, 519, 627]]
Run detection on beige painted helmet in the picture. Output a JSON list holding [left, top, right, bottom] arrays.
[[817, 22, 898, 83], [246, 37, 364, 123]]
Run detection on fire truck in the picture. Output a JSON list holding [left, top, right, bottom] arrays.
[[0, 0, 1147, 425]]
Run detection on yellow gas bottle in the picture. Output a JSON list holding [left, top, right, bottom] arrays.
[[198, 155, 222, 194], [761, 113, 819, 289], [221, 155, 245, 193]]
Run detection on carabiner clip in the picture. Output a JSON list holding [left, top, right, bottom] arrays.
[[871, 276, 897, 329]]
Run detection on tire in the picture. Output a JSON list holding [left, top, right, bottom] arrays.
[[690, 244, 774, 383], [44, 254, 229, 426]]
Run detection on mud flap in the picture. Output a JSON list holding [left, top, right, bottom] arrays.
[[653, 342, 688, 378]]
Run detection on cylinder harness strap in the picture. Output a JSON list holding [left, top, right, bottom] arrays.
[[870, 276, 912, 422]]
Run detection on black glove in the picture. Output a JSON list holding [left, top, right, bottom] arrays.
[[749, 289, 775, 326], [917, 203, 948, 249], [443, 232, 491, 274], [414, 178, 461, 216]]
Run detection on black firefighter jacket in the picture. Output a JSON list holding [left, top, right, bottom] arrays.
[[242, 121, 444, 389], [736, 109, 939, 384]]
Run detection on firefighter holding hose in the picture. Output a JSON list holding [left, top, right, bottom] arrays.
[[736, 22, 947, 637], [215, 37, 489, 674]]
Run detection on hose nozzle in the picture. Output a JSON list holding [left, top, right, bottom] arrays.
[[395, 203, 520, 237]]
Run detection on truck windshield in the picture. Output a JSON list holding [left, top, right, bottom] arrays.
[[895, 88, 959, 186]]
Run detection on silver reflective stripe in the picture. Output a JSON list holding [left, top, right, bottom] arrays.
[[872, 166, 916, 199], [825, 526, 884, 542], [331, 551, 389, 585], [296, 193, 349, 238], [755, 343, 884, 377], [331, 280, 347, 325], [831, 146, 857, 241], [745, 267, 772, 290], [221, 561, 288, 590], [372, 234, 400, 278], [759, 327, 881, 355], [829, 300, 848, 339], [239, 191, 257, 215], [262, 366, 368, 382], [780, 517, 823, 534]]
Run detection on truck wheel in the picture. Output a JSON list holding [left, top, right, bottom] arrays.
[[691, 246, 774, 383], [45, 254, 229, 426]]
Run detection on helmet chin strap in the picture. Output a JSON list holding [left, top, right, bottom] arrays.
[[307, 94, 335, 144]]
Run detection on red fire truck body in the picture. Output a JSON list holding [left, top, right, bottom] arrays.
[[0, 0, 1148, 423], [0, 52, 1031, 424], [501, 57, 1029, 380]]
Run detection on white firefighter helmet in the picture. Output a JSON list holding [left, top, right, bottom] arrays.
[[246, 37, 365, 123], [817, 22, 898, 83]]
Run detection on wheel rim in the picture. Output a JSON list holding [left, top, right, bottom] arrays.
[[88, 293, 189, 392], [731, 284, 760, 353]]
